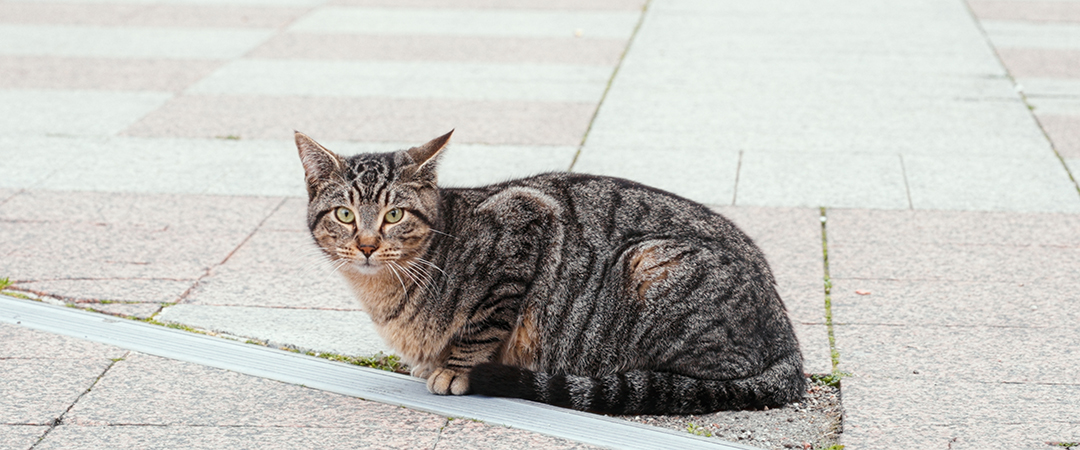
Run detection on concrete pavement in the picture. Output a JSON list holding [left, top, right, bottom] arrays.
[[1, 0, 1078, 448]]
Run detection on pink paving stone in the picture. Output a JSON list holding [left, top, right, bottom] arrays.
[[249, 34, 626, 66], [184, 229, 362, 309], [329, 0, 646, 9], [10, 278, 193, 304], [831, 278, 1080, 328], [0, 2, 309, 28], [0, 358, 115, 424], [835, 324, 1080, 384], [968, 0, 1080, 23], [997, 48, 1080, 79], [121, 95, 595, 146], [842, 376, 1080, 449], [0, 56, 221, 92], [65, 352, 447, 429], [434, 419, 603, 450], [261, 197, 308, 232], [0, 426, 47, 450], [36, 425, 441, 450], [1038, 114, 1080, 158]]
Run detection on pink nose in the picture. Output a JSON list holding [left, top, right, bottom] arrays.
[[358, 245, 377, 257]]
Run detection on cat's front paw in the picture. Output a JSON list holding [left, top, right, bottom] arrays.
[[426, 368, 470, 395], [411, 365, 434, 379]]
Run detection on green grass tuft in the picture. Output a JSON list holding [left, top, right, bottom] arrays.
[[686, 422, 712, 437]]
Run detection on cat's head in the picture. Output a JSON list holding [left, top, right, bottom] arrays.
[[296, 130, 451, 276]]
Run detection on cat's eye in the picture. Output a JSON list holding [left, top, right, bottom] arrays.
[[335, 207, 355, 224], [384, 208, 404, 224]]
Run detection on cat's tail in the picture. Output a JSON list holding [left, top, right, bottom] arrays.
[[468, 355, 805, 415]]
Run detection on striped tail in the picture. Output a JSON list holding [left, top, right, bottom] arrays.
[[468, 357, 805, 415]]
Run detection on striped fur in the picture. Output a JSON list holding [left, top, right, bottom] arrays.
[[297, 131, 805, 414]]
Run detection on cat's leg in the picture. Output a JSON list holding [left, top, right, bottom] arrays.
[[427, 306, 518, 395]]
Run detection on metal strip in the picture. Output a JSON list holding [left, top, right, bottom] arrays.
[[0, 295, 756, 450]]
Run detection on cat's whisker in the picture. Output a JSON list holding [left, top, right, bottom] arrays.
[[411, 257, 448, 278], [394, 261, 431, 296], [400, 261, 438, 297], [385, 262, 409, 301], [429, 229, 457, 239]]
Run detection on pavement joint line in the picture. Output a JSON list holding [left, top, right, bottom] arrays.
[[0, 294, 758, 450], [818, 207, 841, 375], [28, 349, 131, 449], [962, 0, 1080, 199], [731, 150, 744, 206], [567, 0, 652, 172], [898, 154, 913, 210]]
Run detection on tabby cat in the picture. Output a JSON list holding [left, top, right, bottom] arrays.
[[297, 130, 805, 414]]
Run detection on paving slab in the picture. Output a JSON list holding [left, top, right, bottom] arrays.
[[288, 7, 641, 39], [983, 20, 1080, 49], [572, 146, 740, 206], [437, 144, 578, 187], [841, 376, 1080, 449], [0, 56, 220, 92], [1039, 114, 1080, 157], [0, 321, 128, 359], [183, 230, 360, 309], [0, 24, 274, 59], [121, 95, 596, 146], [156, 304, 392, 356], [1020, 78, 1080, 98], [0, 2, 308, 28], [997, 48, 1080, 78], [735, 151, 910, 210], [12, 278, 195, 304], [971, 0, 1080, 23], [249, 33, 627, 65], [65, 352, 441, 427], [835, 323, 1079, 384], [831, 278, 1080, 328], [791, 323, 832, 375], [186, 59, 612, 103], [825, 208, 1080, 246], [903, 153, 1080, 212], [0, 90, 172, 137], [434, 419, 603, 450], [37, 425, 441, 450], [329, 0, 646, 9], [0, 426, 45, 450]]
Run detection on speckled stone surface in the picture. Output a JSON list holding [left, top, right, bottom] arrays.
[[36, 426, 442, 450], [0, 426, 46, 450], [433, 419, 604, 450]]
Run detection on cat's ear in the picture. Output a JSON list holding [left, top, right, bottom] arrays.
[[295, 131, 343, 185], [407, 129, 453, 175]]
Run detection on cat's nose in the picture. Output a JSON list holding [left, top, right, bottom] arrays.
[[358, 245, 377, 257]]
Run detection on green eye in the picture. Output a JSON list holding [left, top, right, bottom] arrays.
[[384, 208, 403, 224], [335, 207, 355, 223]]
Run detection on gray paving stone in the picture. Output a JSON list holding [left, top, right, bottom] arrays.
[[0, 56, 220, 92], [0, 2, 307, 28], [260, 197, 307, 231], [36, 425, 441, 450], [1029, 97, 1080, 115], [0, 24, 274, 59], [984, 20, 1080, 49], [156, 305, 391, 356], [288, 7, 641, 39], [841, 376, 1080, 449], [80, 301, 162, 319], [249, 33, 627, 65], [437, 144, 578, 187], [903, 153, 1080, 212], [572, 146, 739, 206], [1068, 157, 1080, 177], [0, 358, 113, 424], [831, 279, 1080, 328], [184, 229, 361, 309], [67, 352, 441, 427], [186, 59, 613, 103], [1020, 78, 1080, 98], [0, 425, 46, 450], [835, 324, 1080, 384], [0, 90, 171, 137], [19, 0, 324, 5], [735, 151, 910, 210], [121, 95, 595, 146], [435, 419, 603, 450]]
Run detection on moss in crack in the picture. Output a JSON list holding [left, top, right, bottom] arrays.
[[819, 207, 841, 374], [303, 350, 407, 374]]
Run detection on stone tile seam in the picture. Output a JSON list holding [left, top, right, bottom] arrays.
[[567, 0, 651, 172], [172, 197, 289, 306], [962, 0, 1080, 199], [730, 150, 743, 206], [831, 322, 1063, 330], [898, 154, 914, 210], [28, 350, 130, 449]]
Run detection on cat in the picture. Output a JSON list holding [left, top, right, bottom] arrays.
[[296, 130, 805, 414]]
